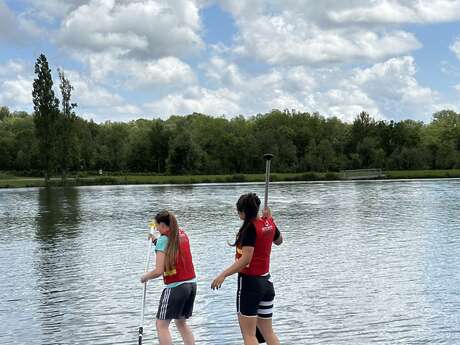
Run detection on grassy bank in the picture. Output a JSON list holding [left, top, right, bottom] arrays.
[[0, 172, 336, 188], [1, 169, 459, 189], [383, 169, 460, 179]]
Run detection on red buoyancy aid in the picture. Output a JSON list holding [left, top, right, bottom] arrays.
[[236, 217, 276, 276], [163, 229, 196, 285]]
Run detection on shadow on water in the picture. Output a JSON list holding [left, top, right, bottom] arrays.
[[34, 187, 83, 344]]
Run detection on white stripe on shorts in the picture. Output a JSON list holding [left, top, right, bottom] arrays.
[[160, 288, 171, 319], [237, 275, 242, 313], [259, 300, 273, 307], [258, 299, 273, 317], [257, 308, 273, 315], [159, 289, 166, 319]]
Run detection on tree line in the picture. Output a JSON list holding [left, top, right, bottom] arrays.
[[1, 55, 460, 180]]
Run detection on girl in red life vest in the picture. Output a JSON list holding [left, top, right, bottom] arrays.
[[211, 193, 283, 345], [141, 210, 197, 345]]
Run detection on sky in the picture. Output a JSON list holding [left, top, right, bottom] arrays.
[[1, 0, 460, 123]]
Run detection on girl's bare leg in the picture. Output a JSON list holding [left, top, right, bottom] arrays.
[[174, 319, 195, 345], [238, 314, 259, 345], [257, 318, 280, 345], [156, 319, 172, 345]]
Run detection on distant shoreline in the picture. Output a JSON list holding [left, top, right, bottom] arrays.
[[1, 169, 460, 189]]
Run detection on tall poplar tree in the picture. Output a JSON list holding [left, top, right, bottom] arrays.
[[56, 68, 78, 180], [32, 54, 60, 183]]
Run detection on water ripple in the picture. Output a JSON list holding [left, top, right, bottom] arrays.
[[1, 180, 460, 344]]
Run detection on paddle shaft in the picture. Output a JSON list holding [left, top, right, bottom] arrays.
[[139, 228, 155, 345], [263, 153, 274, 209], [257, 154, 274, 344]]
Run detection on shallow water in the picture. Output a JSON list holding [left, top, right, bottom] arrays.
[[1, 180, 460, 344]]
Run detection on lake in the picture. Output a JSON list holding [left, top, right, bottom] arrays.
[[1, 179, 460, 344]]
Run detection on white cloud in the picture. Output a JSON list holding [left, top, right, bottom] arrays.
[[0, 0, 41, 42], [217, 1, 460, 66], [0, 1, 18, 40], [0, 59, 124, 117], [203, 57, 244, 86], [22, 0, 87, 21], [79, 52, 121, 83], [61, 70, 126, 109], [0, 60, 26, 76], [329, 0, 460, 24], [112, 104, 142, 116], [218, 0, 266, 19], [239, 69, 300, 112], [2, 0, 455, 123], [77, 52, 196, 90], [309, 87, 380, 122], [205, 57, 317, 94], [0, 77, 32, 108], [219, 1, 460, 25], [55, 69, 143, 122], [450, 37, 460, 60], [0, 60, 141, 122], [440, 60, 460, 79], [455, 84, 460, 93], [189, 54, 440, 122], [233, 14, 420, 64], [57, 0, 204, 60], [0, 53, 444, 123], [0, 59, 32, 109], [124, 57, 196, 89], [144, 86, 241, 117], [350, 56, 439, 120], [220, 2, 425, 65], [201, 57, 317, 114]]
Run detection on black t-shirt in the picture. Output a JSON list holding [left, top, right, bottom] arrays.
[[240, 223, 280, 247]]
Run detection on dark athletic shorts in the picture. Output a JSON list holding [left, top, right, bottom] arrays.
[[156, 282, 197, 320], [237, 273, 275, 318]]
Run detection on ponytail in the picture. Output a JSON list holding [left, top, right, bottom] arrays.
[[155, 210, 180, 272], [232, 193, 261, 246]]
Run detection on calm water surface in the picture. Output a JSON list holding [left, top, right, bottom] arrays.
[[1, 180, 460, 344]]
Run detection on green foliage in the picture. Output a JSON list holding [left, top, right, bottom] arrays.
[[2, 92, 460, 176], [167, 128, 202, 174], [55, 69, 79, 179], [32, 54, 60, 181], [0, 106, 11, 121], [4, 54, 460, 179]]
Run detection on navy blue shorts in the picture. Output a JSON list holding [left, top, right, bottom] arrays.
[[237, 273, 275, 318]]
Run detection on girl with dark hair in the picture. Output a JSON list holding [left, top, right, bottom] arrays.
[[141, 210, 196, 345], [211, 193, 283, 345]]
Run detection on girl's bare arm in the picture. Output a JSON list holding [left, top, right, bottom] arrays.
[[211, 246, 254, 289], [140, 251, 165, 282]]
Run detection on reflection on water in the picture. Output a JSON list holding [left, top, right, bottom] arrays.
[[35, 187, 81, 243], [1, 180, 460, 344], [35, 188, 82, 345]]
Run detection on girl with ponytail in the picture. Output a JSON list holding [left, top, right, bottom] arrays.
[[141, 210, 196, 345], [212, 193, 283, 345]]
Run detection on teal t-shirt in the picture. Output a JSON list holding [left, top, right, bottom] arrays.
[[153, 234, 196, 288]]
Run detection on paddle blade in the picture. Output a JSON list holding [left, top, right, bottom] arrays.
[[138, 326, 143, 345], [263, 153, 274, 161], [256, 327, 266, 343]]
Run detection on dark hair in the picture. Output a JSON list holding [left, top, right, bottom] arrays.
[[155, 210, 180, 272], [232, 193, 261, 246]]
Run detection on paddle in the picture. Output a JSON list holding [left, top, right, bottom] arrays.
[[263, 153, 274, 210], [138, 222, 156, 345], [256, 153, 274, 344]]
